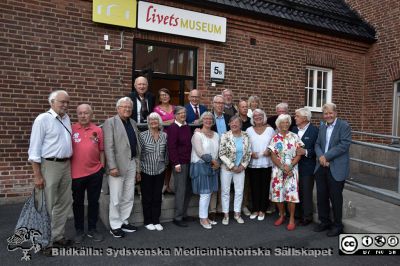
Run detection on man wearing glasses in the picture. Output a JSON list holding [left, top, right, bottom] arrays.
[[103, 97, 141, 238], [28, 90, 73, 254]]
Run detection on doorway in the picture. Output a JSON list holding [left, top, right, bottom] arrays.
[[133, 41, 197, 106]]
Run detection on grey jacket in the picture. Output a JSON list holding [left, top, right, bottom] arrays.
[[314, 118, 351, 181], [103, 115, 141, 176]]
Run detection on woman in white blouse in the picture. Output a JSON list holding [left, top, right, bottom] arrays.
[[190, 112, 220, 229], [246, 109, 275, 220]]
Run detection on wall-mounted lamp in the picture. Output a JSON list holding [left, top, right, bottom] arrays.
[[104, 31, 124, 51]]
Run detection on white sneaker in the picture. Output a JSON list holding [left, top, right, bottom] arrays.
[[257, 215, 265, 221], [222, 217, 229, 225], [250, 213, 258, 219], [234, 215, 245, 224], [242, 207, 251, 216], [145, 224, 156, 231], [154, 224, 163, 231], [209, 219, 217, 225], [200, 222, 212, 230]]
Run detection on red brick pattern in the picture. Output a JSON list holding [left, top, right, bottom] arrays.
[[0, 0, 380, 201]]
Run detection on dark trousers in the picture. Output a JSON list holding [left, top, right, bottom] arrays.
[[72, 168, 104, 231], [140, 171, 164, 225], [315, 167, 345, 229], [173, 164, 192, 221], [297, 174, 315, 220], [248, 167, 271, 212]]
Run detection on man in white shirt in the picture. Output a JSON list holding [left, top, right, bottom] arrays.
[[28, 90, 73, 252]]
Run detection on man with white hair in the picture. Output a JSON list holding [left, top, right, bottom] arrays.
[[129, 76, 155, 123], [103, 97, 141, 238], [293, 107, 318, 226], [28, 90, 73, 253], [71, 104, 105, 243], [313, 103, 351, 237], [267, 102, 295, 131]]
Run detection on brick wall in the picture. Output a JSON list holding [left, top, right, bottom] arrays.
[[0, 0, 372, 202], [346, 0, 400, 135]]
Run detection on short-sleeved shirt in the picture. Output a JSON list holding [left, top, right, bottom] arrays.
[[71, 123, 104, 179]]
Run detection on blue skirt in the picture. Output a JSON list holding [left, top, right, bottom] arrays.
[[190, 162, 219, 194]]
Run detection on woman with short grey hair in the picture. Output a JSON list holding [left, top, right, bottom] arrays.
[[269, 114, 304, 231], [139, 112, 168, 231], [246, 109, 275, 220]]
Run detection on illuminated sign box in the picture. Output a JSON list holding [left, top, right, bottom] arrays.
[[137, 1, 227, 42], [93, 0, 137, 28]]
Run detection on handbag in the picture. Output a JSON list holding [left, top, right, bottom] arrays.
[[13, 189, 51, 247]]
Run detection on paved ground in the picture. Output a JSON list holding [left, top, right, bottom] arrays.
[[1, 190, 398, 266]]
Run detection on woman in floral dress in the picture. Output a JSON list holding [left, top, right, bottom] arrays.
[[269, 114, 304, 231]]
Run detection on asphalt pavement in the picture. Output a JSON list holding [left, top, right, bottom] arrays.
[[1, 192, 398, 266]]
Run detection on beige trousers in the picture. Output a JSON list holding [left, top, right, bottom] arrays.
[[41, 159, 72, 243]]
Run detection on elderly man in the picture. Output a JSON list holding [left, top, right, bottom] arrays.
[[103, 97, 141, 238], [185, 89, 207, 124], [28, 90, 73, 252], [222, 89, 238, 117], [267, 102, 295, 131], [71, 104, 105, 243], [293, 107, 318, 226], [208, 95, 230, 221], [211, 95, 230, 136], [129, 76, 155, 123], [314, 103, 351, 237]]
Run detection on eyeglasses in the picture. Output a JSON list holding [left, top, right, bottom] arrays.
[[119, 106, 132, 110], [55, 100, 70, 105], [214, 101, 224, 105]]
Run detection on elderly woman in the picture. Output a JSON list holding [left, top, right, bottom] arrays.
[[219, 115, 252, 225], [245, 109, 275, 221], [139, 112, 168, 231], [190, 112, 220, 229], [269, 114, 304, 231], [153, 88, 175, 125], [247, 95, 262, 117], [167, 106, 193, 227]]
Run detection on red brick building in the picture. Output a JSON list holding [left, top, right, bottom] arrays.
[[0, 0, 397, 202]]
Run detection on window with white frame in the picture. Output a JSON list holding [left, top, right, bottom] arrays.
[[304, 67, 332, 112]]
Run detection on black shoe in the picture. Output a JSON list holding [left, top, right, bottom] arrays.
[[173, 219, 188, 227], [110, 228, 125, 238], [182, 216, 196, 222], [313, 223, 331, 232], [298, 219, 313, 226], [327, 227, 343, 237], [53, 238, 73, 247], [74, 230, 85, 244], [121, 223, 137, 232], [87, 229, 104, 242]]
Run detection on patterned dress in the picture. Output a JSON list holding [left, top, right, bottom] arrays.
[[268, 132, 304, 203]]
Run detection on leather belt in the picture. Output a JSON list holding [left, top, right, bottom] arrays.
[[45, 157, 70, 162]]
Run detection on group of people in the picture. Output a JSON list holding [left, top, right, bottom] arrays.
[[28, 76, 351, 255]]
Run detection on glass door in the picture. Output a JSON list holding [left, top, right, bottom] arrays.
[[133, 41, 197, 106]]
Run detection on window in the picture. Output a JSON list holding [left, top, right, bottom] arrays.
[[304, 67, 332, 112]]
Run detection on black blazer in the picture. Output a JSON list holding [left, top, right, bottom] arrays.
[[128, 90, 155, 123], [211, 113, 231, 134], [292, 123, 319, 177]]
